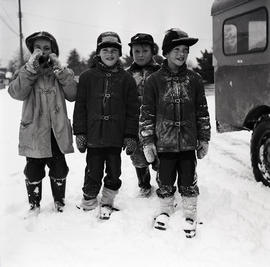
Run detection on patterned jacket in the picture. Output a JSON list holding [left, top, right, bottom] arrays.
[[139, 60, 210, 152], [8, 65, 77, 158], [126, 60, 160, 104], [73, 58, 139, 148]]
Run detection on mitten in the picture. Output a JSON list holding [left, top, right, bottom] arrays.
[[196, 140, 209, 159], [76, 135, 87, 153], [123, 137, 137, 155], [143, 143, 157, 163], [26, 48, 42, 72], [49, 53, 63, 72]]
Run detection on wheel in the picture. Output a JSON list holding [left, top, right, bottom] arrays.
[[251, 119, 270, 187]]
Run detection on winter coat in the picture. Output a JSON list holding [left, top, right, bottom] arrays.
[[8, 65, 77, 158], [126, 60, 160, 104], [139, 60, 211, 152], [73, 58, 139, 148]]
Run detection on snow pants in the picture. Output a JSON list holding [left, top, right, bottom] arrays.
[[24, 131, 69, 182], [156, 151, 199, 198], [82, 147, 122, 200]]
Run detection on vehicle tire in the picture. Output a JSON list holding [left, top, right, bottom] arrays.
[[251, 119, 270, 187]]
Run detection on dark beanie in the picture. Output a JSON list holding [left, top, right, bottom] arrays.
[[162, 28, 198, 56], [96, 31, 122, 56], [25, 31, 59, 56]]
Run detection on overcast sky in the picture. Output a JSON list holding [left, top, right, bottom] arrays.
[[0, 0, 214, 67]]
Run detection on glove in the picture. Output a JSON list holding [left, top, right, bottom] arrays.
[[76, 135, 87, 153], [196, 140, 209, 159], [26, 48, 43, 72], [49, 53, 63, 72], [123, 137, 137, 155], [143, 143, 157, 163]]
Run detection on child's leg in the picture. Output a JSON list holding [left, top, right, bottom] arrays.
[[102, 147, 122, 206], [131, 145, 151, 195], [47, 133, 69, 211], [98, 147, 121, 219], [177, 150, 199, 237], [24, 157, 46, 209], [154, 153, 178, 229], [80, 148, 105, 211]]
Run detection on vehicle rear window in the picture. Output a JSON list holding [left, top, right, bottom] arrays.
[[223, 7, 268, 55]]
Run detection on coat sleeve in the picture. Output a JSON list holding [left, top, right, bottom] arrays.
[[195, 75, 211, 141], [124, 75, 140, 138], [139, 75, 156, 145], [8, 65, 38, 101], [55, 67, 77, 102], [73, 73, 88, 135]]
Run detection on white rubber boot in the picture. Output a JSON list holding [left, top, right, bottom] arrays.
[[99, 187, 118, 220], [154, 196, 175, 230], [182, 196, 197, 238]]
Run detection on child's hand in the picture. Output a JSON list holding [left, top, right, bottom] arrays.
[[123, 137, 137, 155], [196, 140, 209, 159], [49, 53, 63, 72], [26, 48, 43, 72], [76, 135, 87, 153], [143, 143, 157, 163]]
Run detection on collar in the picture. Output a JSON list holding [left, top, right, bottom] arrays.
[[162, 59, 187, 76]]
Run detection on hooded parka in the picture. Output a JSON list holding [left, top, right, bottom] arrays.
[[8, 32, 77, 158]]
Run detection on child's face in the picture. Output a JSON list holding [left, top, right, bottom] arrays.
[[166, 44, 189, 70], [99, 47, 120, 67], [33, 38, 52, 57], [132, 44, 153, 66]]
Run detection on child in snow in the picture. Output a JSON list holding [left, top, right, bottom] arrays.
[[73, 31, 139, 220], [139, 28, 211, 237], [126, 33, 160, 197], [8, 31, 77, 214]]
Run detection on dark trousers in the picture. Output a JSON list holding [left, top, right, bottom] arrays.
[[82, 147, 122, 199], [156, 151, 199, 198], [24, 131, 69, 182]]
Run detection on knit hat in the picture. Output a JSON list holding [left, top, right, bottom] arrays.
[[96, 31, 122, 56], [25, 31, 59, 56], [162, 28, 198, 56], [128, 33, 157, 56]]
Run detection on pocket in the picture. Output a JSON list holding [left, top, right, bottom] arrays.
[[19, 121, 34, 148]]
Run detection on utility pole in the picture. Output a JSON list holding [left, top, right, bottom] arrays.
[[18, 0, 23, 67]]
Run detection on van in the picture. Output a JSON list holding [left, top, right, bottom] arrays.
[[211, 0, 270, 186]]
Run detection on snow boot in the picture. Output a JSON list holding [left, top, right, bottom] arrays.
[[99, 204, 113, 220], [78, 196, 98, 211], [154, 213, 170, 230], [50, 177, 66, 212], [136, 167, 152, 197], [25, 179, 42, 215], [154, 196, 175, 230], [139, 187, 152, 198], [182, 196, 197, 238], [99, 187, 118, 220]]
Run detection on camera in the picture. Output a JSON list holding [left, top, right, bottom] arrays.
[[38, 55, 49, 64]]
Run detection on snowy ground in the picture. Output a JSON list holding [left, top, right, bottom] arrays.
[[1, 86, 270, 267]]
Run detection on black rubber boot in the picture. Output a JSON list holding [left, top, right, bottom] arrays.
[[50, 177, 66, 212], [25, 179, 42, 211]]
